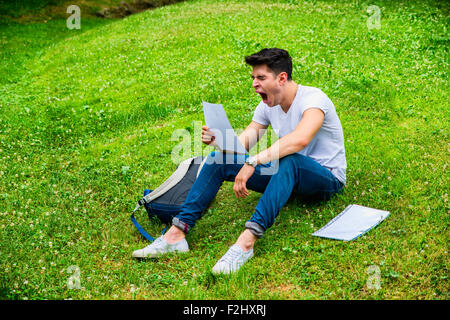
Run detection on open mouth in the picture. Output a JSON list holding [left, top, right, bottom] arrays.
[[257, 92, 268, 103]]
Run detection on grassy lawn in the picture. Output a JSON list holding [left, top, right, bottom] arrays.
[[0, 0, 448, 300]]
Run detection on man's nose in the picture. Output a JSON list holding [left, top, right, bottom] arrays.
[[252, 79, 259, 88]]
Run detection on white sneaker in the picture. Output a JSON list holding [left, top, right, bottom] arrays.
[[212, 244, 253, 275], [132, 236, 189, 258]]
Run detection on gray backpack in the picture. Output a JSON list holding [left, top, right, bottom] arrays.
[[131, 156, 206, 241]]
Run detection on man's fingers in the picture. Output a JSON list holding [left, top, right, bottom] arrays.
[[202, 137, 215, 145], [234, 181, 248, 199], [202, 126, 213, 135], [242, 184, 248, 197], [202, 133, 215, 140], [202, 128, 215, 145], [202, 127, 215, 143], [233, 185, 239, 199], [234, 183, 240, 198], [239, 179, 248, 195]]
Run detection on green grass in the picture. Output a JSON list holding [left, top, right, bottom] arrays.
[[0, 0, 448, 300]]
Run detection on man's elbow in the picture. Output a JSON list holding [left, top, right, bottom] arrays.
[[290, 139, 309, 153]]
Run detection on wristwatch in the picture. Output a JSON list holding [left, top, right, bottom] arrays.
[[245, 156, 258, 168]]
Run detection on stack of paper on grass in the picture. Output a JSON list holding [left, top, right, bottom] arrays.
[[312, 204, 390, 241]]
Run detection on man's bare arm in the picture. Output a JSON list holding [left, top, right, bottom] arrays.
[[238, 121, 268, 152], [253, 108, 324, 164]]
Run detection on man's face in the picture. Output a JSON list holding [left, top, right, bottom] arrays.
[[251, 64, 283, 107]]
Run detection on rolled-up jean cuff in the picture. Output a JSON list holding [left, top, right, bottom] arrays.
[[245, 221, 265, 238], [172, 217, 191, 234]]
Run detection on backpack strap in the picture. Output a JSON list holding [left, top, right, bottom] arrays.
[[196, 155, 208, 178], [140, 156, 197, 204], [131, 202, 170, 242], [130, 212, 155, 242]]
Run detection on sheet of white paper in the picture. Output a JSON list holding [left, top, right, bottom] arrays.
[[202, 101, 247, 154], [312, 204, 390, 241]]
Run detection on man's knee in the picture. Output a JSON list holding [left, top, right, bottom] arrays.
[[205, 151, 243, 166], [205, 151, 223, 165], [279, 153, 303, 170]]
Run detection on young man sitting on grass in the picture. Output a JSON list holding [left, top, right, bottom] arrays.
[[132, 48, 347, 274]]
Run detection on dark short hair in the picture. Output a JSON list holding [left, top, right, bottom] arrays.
[[244, 48, 293, 80]]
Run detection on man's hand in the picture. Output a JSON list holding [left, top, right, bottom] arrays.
[[233, 164, 255, 199], [201, 125, 217, 147]]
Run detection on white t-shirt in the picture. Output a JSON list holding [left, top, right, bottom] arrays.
[[252, 85, 347, 185]]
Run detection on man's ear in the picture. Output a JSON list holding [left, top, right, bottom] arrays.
[[277, 72, 288, 85]]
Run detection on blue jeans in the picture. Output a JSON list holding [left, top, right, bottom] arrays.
[[172, 151, 344, 238]]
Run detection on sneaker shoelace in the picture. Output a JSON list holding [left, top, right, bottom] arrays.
[[220, 246, 243, 265], [145, 237, 164, 250]]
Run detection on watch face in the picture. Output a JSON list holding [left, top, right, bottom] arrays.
[[246, 157, 256, 167]]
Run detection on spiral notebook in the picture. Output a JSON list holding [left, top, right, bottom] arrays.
[[312, 204, 390, 241]]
